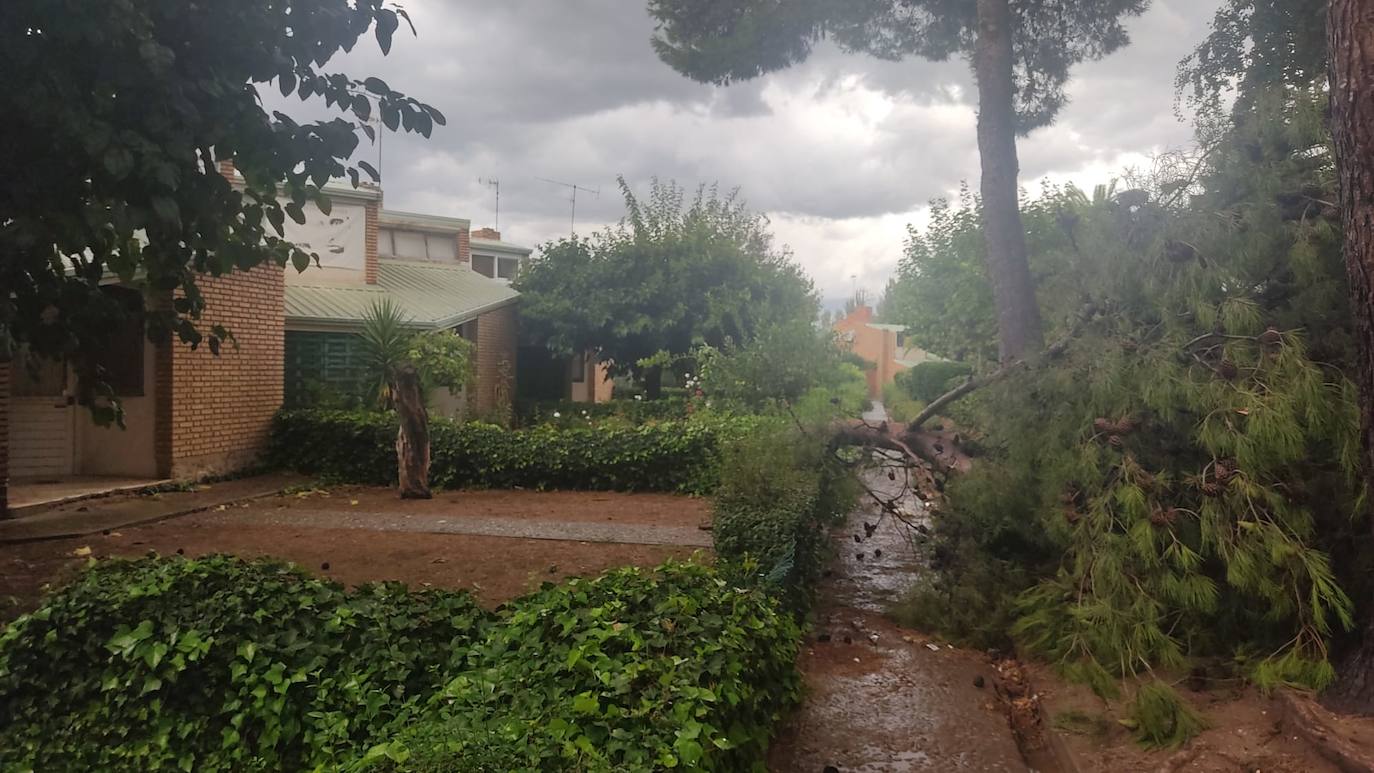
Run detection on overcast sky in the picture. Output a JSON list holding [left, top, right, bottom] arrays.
[[269, 0, 1223, 308]]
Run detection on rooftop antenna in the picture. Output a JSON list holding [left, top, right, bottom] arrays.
[[536, 176, 600, 236], [478, 177, 501, 231]]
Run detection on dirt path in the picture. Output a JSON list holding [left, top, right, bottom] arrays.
[[768, 466, 1029, 772]]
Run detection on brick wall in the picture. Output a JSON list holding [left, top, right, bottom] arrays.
[[473, 303, 517, 416], [0, 361, 9, 517], [457, 227, 471, 265], [157, 264, 285, 479]]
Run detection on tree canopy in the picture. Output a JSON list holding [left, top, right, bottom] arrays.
[[0, 0, 442, 416], [515, 178, 819, 396], [648, 0, 1147, 132]]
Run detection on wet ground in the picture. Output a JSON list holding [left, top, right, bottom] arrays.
[[768, 462, 1029, 772]]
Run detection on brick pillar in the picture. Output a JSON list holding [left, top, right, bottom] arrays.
[[457, 227, 471, 265], [364, 201, 380, 284], [0, 359, 9, 518], [474, 305, 517, 416]]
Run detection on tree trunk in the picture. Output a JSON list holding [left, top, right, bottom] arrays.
[[973, 0, 1044, 364], [644, 365, 663, 400], [393, 364, 432, 500], [1328, 0, 1374, 712]]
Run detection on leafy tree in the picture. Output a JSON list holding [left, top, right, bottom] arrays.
[[696, 321, 859, 409], [0, 0, 444, 421], [647, 0, 1148, 363], [516, 178, 819, 398], [360, 300, 474, 499]]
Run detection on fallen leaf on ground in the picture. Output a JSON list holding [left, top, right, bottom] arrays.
[[72, 546, 92, 557]]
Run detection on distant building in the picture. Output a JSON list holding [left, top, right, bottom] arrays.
[[833, 304, 942, 399]]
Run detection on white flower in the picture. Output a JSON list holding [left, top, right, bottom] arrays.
[[552, 411, 561, 418], [635, 395, 643, 401]]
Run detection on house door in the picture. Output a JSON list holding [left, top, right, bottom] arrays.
[[8, 355, 76, 479]]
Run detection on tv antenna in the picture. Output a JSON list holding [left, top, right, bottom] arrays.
[[478, 177, 501, 231], [536, 176, 600, 236]]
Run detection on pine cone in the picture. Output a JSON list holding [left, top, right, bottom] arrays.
[[1259, 326, 1282, 347], [1218, 359, 1239, 380], [1150, 508, 1181, 528], [1064, 508, 1082, 525], [1093, 417, 1112, 433], [1112, 417, 1140, 435], [1108, 434, 1125, 449], [1202, 482, 1223, 498]]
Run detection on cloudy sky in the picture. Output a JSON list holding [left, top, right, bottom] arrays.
[[270, 0, 1224, 307]]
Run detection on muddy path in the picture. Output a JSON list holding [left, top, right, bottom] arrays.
[[768, 458, 1032, 772]]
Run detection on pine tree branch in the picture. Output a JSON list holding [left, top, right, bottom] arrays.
[[907, 303, 1096, 431]]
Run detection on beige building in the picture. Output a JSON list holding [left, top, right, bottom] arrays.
[[833, 304, 942, 399]]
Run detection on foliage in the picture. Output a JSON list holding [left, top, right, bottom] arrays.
[[1177, 0, 1327, 125], [514, 397, 692, 429], [647, 0, 1148, 132], [881, 381, 925, 423], [1129, 682, 1208, 748], [895, 360, 975, 404], [0, 555, 487, 772], [0, 0, 441, 417], [695, 321, 862, 410], [270, 409, 759, 495], [515, 179, 818, 392], [359, 299, 474, 409], [887, 87, 1365, 734], [353, 562, 804, 772]]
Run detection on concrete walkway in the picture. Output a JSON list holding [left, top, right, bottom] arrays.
[[200, 507, 714, 548], [0, 473, 305, 543]]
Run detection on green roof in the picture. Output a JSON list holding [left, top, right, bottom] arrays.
[[285, 259, 519, 331], [471, 237, 533, 257], [867, 323, 908, 332]]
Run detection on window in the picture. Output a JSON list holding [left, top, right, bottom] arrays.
[[570, 351, 586, 383], [427, 233, 456, 261], [392, 230, 429, 260], [472, 254, 496, 278], [380, 228, 457, 262], [497, 257, 520, 279]]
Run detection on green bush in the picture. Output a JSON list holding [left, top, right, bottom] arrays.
[[880, 380, 925, 423], [354, 562, 803, 773], [270, 409, 741, 495], [513, 397, 691, 428], [895, 360, 973, 403], [711, 423, 857, 611], [0, 555, 487, 772]]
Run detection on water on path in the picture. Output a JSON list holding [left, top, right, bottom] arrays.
[[767, 463, 1030, 772]]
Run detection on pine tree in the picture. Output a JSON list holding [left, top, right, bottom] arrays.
[[646, 0, 1148, 363]]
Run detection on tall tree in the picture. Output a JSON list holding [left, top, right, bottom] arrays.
[[648, 0, 1147, 363], [1327, 0, 1374, 711], [0, 0, 443, 418], [516, 178, 819, 398]]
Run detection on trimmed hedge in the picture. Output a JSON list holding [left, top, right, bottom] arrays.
[[357, 562, 802, 772], [896, 360, 974, 403], [269, 409, 732, 494], [0, 555, 487, 772]]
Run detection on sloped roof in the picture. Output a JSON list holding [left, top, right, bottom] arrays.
[[285, 259, 519, 331], [867, 323, 908, 332], [471, 237, 533, 257]]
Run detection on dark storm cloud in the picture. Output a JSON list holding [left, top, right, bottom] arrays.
[[264, 0, 1225, 296]]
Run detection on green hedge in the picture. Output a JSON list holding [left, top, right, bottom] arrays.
[[710, 427, 857, 612], [357, 562, 802, 772], [269, 409, 732, 495], [0, 555, 486, 772], [896, 360, 973, 403], [0, 558, 803, 773], [513, 397, 691, 428]]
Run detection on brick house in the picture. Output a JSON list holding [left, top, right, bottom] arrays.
[[833, 304, 943, 399], [0, 179, 523, 516], [279, 186, 521, 419]]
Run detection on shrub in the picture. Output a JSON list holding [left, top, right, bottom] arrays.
[[711, 422, 857, 611], [0, 555, 488, 772], [895, 360, 973, 403], [880, 380, 925, 423], [513, 397, 691, 428], [354, 562, 803, 773], [269, 409, 744, 494]]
